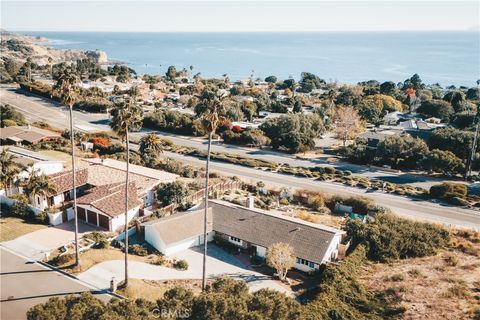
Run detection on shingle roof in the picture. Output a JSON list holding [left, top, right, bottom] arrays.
[[210, 201, 344, 264], [145, 200, 345, 265], [0, 126, 61, 143], [49, 168, 89, 194], [77, 182, 142, 218], [144, 208, 213, 245]]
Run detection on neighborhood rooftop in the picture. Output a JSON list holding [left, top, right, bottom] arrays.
[[0, 125, 61, 144]]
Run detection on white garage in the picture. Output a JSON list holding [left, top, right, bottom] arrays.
[[144, 208, 214, 256]]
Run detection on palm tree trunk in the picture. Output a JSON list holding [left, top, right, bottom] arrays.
[[124, 128, 130, 288], [202, 131, 213, 291], [70, 105, 80, 267]]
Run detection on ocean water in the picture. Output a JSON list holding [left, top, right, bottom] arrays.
[[23, 31, 479, 87]]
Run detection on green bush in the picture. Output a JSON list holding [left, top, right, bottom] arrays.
[[324, 166, 336, 174], [175, 259, 189, 270], [36, 211, 50, 225], [9, 202, 35, 219], [151, 255, 166, 266], [50, 253, 75, 266], [344, 213, 450, 262]]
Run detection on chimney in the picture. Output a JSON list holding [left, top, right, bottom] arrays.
[[246, 194, 255, 209]]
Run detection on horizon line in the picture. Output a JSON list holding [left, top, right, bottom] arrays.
[[9, 29, 480, 33]]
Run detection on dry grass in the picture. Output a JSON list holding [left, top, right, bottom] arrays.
[[0, 217, 47, 242], [359, 232, 480, 320], [117, 279, 203, 301]]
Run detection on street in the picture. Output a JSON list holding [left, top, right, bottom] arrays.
[[0, 247, 112, 320], [1, 86, 479, 229]]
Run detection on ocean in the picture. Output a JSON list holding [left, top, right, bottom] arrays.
[[23, 31, 479, 87]]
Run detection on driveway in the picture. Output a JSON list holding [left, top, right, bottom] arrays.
[[1, 221, 98, 260], [0, 247, 112, 320], [78, 245, 292, 296]]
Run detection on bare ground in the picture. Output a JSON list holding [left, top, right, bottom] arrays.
[[359, 231, 480, 320]]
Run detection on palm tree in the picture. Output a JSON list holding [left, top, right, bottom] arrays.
[[198, 87, 226, 291], [24, 170, 57, 208], [110, 98, 143, 288], [0, 149, 22, 196], [139, 132, 164, 166], [55, 73, 80, 267]]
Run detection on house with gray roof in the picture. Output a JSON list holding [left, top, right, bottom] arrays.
[[143, 199, 347, 272]]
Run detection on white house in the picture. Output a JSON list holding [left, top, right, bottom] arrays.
[[144, 199, 347, 272]]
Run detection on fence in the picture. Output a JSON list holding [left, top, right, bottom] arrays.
[[158, 180, 243, 216]]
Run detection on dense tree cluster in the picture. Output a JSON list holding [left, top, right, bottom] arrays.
[[0, 103, 26, 127], [143, 110, 206, 136]]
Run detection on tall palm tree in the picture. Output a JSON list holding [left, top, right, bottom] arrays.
[[0, 149, 22, 196], [198, 87, 226, 291], [139, 132, 164, 166], [55, 73, 80, 266], [110, 98, 143, 288], [25, 170, 57, 208]]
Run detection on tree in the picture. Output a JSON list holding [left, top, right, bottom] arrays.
[[264, 75, 277, 83], [380, 81, 396, 96], [443, 90, 467, 112], [292, 100, 303, 113], [0, 148, 22, 196], [266, 242, 295, 281], [24, 170, 57, 207], [139, 132, 164, 165], [55, 73, 81, 267], [260, 113, 323, 153], [1, 104, 26, 127], [166, 65, 177, 80], [197, 87, 226, 290], [298, 72, 325, 93], [377, 134, 428, 168], [333, 107, 363, 146], [403, 73, 424, 90], [417, 99, 454, 121], [428, 128, 475, 163], [423, 149, 464, 174], [156, 181, 189, 206], [109, 97, 143, 288]]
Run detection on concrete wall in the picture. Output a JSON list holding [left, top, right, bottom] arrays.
[[322, 233, 343, 263], [111, 206, 141, 232]]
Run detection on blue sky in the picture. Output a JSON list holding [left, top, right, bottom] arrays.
[[1, 1, 479, 32]]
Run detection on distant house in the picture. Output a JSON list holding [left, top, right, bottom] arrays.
[[358, 129, 402, 149], [144, 199, 347, 272], [0, 125, 62, 145], [382, 111, 405, 125]]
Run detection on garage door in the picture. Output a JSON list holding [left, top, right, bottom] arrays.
[[98, 214, 110, 230], [77, 207, 86, 221], [87, 210, 97, 226]]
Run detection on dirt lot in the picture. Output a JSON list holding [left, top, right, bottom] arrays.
[[359, 231, 480, 320]]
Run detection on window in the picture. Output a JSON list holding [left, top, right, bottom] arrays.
[[296, 258, 309, 266], [229, 236, 241, 243], [309, 261, 315, 268]]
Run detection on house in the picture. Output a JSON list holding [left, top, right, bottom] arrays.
[[76, 182, 142, 231], [382, 111, 405, 125], [0, 146, 64, 180], [0, 125, 62, 145], [34, 158, 179, 230], [144, 199, 347, 272]]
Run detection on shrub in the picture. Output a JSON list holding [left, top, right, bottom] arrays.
[[390, 274, 405, 282], [36, 211, 50, 225], [128, 244, 148, 256], [50, 253, 75, 266], [344, 213, 450, 262], [324, 166, 336, 174], [84, 231, 110, 248], [444, 253, 459, 266], [175, 259, 189, 270], [430, 182, 468, 199], [151, 255, 166, 266], [9, 202, 35, 219], [308, 194, 325, 210]]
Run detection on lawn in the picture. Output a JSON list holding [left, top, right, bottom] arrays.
[[117, 279, 202, 301], [0, 216, 47, 242], [49, 246, 156, 274]]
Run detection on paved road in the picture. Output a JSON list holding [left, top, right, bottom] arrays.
[[0, 247, 112, 320], [0, 86, 450, 189], [2, 86, 479, 229]]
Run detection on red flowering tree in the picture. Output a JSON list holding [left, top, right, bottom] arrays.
[[91, 137, 111, 147]]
